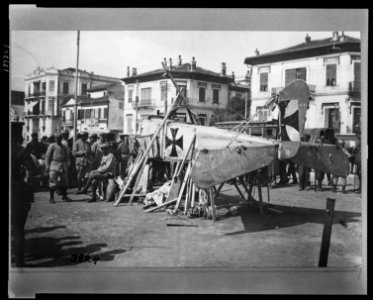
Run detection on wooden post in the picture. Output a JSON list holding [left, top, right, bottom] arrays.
[[319, 198, 336, 267], [175, 132, 196, 178], [239, 176, 251, 201], [173, 161, 192, 213], [257, 185, 264, 215], [145, 198, 177, 213], [215, 182, 225, 197], [209, 188, 217, 222], [191, 183, 196, 208]]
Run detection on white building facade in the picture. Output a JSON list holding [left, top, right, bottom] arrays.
[[23, 67, 121, 142], [121, 57, 235, 134], [245, 32, 361, 142]]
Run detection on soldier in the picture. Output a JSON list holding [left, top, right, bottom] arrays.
[[78, 143, 117, 203], [45, 132, 71, 203], [117, 134, 130, 179], [26, 132, 43, 159], [352, 137, 361, 193], [90, 134, 105, 171], [332, 140, 350, 194], [72, 131, 91, 194], [11, 123, 36, 267]]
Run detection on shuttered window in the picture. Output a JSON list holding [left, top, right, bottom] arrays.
[[260, 73, 268, 92], [285, 67, 307, 86], [141, 88, 152, 100], [104, 107, 108, 119], [212, 89, 219, 104], [326, 64, 337, 86], [128, 89, 133, 103], [199, 87, 206, 102]]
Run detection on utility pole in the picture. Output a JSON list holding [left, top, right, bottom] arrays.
[[73, 30, 80, 144]]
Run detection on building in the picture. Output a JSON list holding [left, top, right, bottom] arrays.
[[228, 82, 251, 118], [60, 82, 124, 136], [23, 66, 121, 141], [10, 90, 25, 122], [244, 31, 361, 143], [121, 56, 235, 133]]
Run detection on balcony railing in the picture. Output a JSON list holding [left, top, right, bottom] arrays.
[[26, 91, 46, 98], [62, 119, 73, 126], [349, 81, 361, 94], [132, 99, 154, 108], [25, 109, 40, 116], [271, 84, 316, 100]]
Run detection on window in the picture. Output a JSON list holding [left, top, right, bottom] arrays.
[[235, 93, 242, 98], [256, 106, 269, 122], [119, 102, 124, 110], [213, 89, 219, 104], [326, 64, 337, 86], [42, 82, 46, 92], [81, 83, 87, 95], [260, 72, 268, 92], [78, 109, 82, 120], [198, 114, 207, 125], [325, 108, 340, 133], [128, 89, 133, 103], [126, 114, 133, 134], [176, 83, 187, 99], [352, 107, 361, 134], [103, 107, 108, 119], [285, 67, 306, 86], [199, 87, 206, 102], [140, 88, 152, 100], [63, 82, 69, 94], [49, 80, 55, 92], [28, 85, 31, 96]]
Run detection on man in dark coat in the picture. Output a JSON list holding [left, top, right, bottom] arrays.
[[11, 123, 36, 267], [117, 134, 130, 179], [26, 132, 43, 159], [45, 132, 72, 203]]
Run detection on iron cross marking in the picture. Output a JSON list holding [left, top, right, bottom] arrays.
[[166, 128, 183, 157]]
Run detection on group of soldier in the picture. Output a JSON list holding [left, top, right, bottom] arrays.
[[275, 132, 362, 193], [11, 125, 140, 266]]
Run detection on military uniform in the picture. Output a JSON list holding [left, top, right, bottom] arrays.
[[45, 139, 70, 201], [79, 143, 117, 202], [118, 136, 130, 178], [72, 134, 91, 191]]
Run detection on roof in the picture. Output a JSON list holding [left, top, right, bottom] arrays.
[[60, 95, 109, 106], [244, 34, 360, 65], [122, 62, 234, 84], [229, 82, 250, 91], [87, 82, 120, 92]]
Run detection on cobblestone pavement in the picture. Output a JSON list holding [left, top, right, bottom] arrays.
[[22, 173, 362, 268]]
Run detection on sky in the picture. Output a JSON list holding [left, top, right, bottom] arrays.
[[10, 31, 360, 91]]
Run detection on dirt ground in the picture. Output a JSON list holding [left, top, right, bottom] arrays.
[[22, 173, 362, 269]]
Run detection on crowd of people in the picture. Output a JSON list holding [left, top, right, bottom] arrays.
[[23, 130, 139, 204]]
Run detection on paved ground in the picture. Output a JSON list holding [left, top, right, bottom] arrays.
[[22, 173, 362, 268]]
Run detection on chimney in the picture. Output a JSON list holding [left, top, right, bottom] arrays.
[[191, 57, 196, 71], [340, 31, 346, 42], [255, 48, 260, 56], [305, 34, 311, 43], [127, 66, 130, 77], [332, 31, 339, 41], [221, 62, 227, 76], [163, 57, 167, 68], [178, 55, 182, 66], [169, 58, 173, 69], [132, 67, 137, 76], [232, 71, 235, 81]]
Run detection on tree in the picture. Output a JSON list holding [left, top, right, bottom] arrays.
[[210, 96, 248, 125]]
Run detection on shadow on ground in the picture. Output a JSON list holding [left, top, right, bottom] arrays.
[[24, 226, 127, 267], [220, 202, 361, 235]]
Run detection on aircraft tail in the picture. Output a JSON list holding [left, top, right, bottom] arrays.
[[277, 79, 309, 159]]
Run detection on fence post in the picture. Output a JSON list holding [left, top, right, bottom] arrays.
[[319, 198, 336, 267]]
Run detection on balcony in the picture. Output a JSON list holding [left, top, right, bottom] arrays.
[[62, 119, 73, 126], [25, 91, 46, 99], [131, 99, 155, 108], [349, 81, 361, 96], [271, 84, 316, 100], [24, 109, 40, 117]]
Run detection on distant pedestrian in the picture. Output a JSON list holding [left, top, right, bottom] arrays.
[[44, 132, 72, 203], [332, 140, 350, 193], [26, 132, 43, 159], [118, 134, 130, 179]]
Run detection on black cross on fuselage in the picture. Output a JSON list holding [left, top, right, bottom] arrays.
[[166, 128, 183, 157]]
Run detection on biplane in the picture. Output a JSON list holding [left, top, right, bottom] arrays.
[[113, 62, 350, 221]]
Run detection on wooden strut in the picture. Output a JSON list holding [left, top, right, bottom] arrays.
[[145, 198, 177, 213], [190, 183, 196, 208], [175, 132, 196, 178], [173, 160, 193, 213], [128, 154, 148, 206], [114, 66, 188, 206], [214, 182, 225, 197]]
